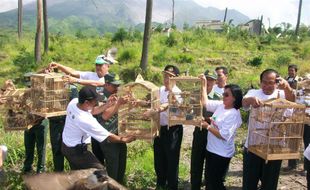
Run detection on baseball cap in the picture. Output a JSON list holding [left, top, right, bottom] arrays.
[[204, 70, 218, 80], [95, 55, 110, 65], [163, 65, 180, 77], [78, 86, 99, 103], [104, 73, 122, 86]]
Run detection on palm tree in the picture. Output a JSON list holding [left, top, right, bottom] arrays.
[[34, 0, 43, 63], [140, 0, 153, 71], [18, 0, 23, 39]]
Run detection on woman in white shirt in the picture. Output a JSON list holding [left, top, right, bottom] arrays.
[[200, 75, 243, 190]]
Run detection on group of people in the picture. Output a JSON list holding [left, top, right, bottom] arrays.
[[0, 52, 309, 190]]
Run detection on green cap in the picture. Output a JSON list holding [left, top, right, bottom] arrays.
[[95, 55, 109, 65], [104, 73, 122, 86], [204, 70, 218, 80]]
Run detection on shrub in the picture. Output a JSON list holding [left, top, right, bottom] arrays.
[[276, 53, 292, 66], [13, 48, 37, 75], [111, 28, 128, 44], [118, 49, 137, 63], [165, 33, 178, 47], [175, 54, 193, 63], [247, 56, 263, 67]]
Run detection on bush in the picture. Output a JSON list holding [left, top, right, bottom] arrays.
[[175, 54, 193, 63], [165, 33, 178, 47], [118, 49, 137, 63], [276, 53, 292, 66], [13, 48, 37, 75], [247, 56, 263, 67], [111, 28, 128, 44]]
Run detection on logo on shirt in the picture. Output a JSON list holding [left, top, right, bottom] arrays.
[[72, 115, 75, 119]]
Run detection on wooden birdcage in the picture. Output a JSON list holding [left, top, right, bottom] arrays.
[[168, 76, 203, 126], [296, 79, 310, 125], [118, 76, 160, 142], [0, 88, 41, 131], [248, 98, 306, 161], [30, 73, 69, 117]]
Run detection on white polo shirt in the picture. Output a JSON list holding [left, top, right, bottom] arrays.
[[206, 100, 242, 158], [244, 89, 285, 148], [79, 71, 105, 83], [62, 98, 111, 147], [213, 85, 224, 97], [159, 85, 182, 126]]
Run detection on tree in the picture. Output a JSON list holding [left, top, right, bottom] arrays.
[[172, 0, 175, 27], [43, 0, 49, 53], [18, 0, 23, 39], [140, 0, 153, 71], [295, 0, 303, 36], [34, 0, 43, 63]]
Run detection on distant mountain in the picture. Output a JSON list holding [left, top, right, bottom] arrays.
[[0, 0, 249, 34]]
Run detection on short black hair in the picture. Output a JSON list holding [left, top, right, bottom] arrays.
[[288, 64, 298, 72], [163, 65, 180, 77], [215, 66, 228, 75], [225, 84, 243, 109], [78, 86, 98, 104], [260, 69, 279, 82]]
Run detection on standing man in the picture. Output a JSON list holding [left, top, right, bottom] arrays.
[[22, 73, 48, 174], [286, 64, 302, 170], [213, 66, 228, 96], [242, 69, 295, 190], [61, 86, 135, 170], [49, 55, 113, 87], [286, 64, 302, 90], [91, 73, 128, 184], [190, 70, 221, 190], [152, 65, 183, 190]]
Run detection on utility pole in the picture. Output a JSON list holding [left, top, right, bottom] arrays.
[[295, 0, 303, 36], [223, 7, 228, 23], [140, 0, 153, 71], [43, 0, 49, 53], [34, 0, 43, 63], [18, 0, 23, 39], [172, 0, 175, 27]]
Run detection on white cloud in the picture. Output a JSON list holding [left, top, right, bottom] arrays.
[[193, 0, 310, 26], [0, 0, 35, 13]]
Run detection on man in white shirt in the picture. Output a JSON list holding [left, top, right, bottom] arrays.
[[49, 54, 114, 87], [153, 65, 183, 190], [61, 86, 135, 170], [213, 66, 228, 96], [242, 69, 295, 190]]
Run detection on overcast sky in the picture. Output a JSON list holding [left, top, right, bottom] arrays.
[[0, 0, 309, 27]]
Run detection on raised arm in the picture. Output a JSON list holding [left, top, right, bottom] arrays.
[[63, 76, 105, 87], [49, 62, 80, 78], [277, 77, 295, 102]]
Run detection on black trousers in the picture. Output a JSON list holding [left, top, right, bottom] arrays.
[[23, 124, 48, 173], [304, 124, 310, 170], [61, 142, 103, 170], [205, 150, 231, 190], [242, 148, 282, 190], [49, 117, 65, 172], [92, 138, 127, 184], [153, 125, 183, 190], [190, 127, 208, 190]]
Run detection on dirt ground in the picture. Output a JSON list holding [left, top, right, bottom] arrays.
[[181, 126, 308, 190]]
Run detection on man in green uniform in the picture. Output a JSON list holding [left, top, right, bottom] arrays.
[[91, 73, 127, 184], [22, 73, 48, 174]]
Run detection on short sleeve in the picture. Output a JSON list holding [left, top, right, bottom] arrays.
[[206, 100, 223, 113]]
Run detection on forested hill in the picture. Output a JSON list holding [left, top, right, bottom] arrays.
[[0, 0, 249, 34]]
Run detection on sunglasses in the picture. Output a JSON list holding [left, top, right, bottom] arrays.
[[222, 92, 230, 97]]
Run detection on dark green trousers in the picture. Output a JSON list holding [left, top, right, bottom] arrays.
[[92, 138, 127, 184], [49, 117, 66, 172], [23, 123, 48, 173], [191, 127, 208, 190]]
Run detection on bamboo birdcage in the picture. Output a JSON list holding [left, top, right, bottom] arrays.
[[168, 76, 203, 126], [296, 79, 310, 125], [118, 76, 160, 142], [0, 88, 42, 131], [30, 73, 69, 117], [248, 98, 306, 161]]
